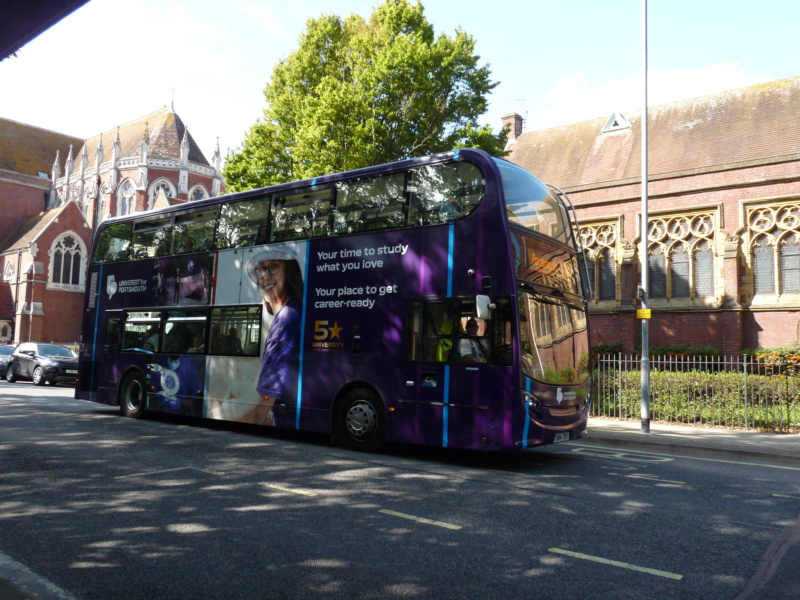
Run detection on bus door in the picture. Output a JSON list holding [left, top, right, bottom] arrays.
[[403, 300, 492, 448], [94, 310, 159, 404]]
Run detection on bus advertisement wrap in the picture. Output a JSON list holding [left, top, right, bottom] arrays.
[[77, 149, 590, 452]]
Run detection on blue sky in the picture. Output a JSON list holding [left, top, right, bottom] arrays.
[[1, 0, 798, 165]]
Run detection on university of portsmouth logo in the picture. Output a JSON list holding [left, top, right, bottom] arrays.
[[107, 275, 118, 299]]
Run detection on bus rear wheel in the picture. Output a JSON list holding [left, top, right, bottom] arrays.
[[336, 388, 385, 452], [119, 373, 147, 419]]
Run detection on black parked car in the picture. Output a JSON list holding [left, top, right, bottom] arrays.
[[6, 343, 78, 386], [0, 345, 14, 378]]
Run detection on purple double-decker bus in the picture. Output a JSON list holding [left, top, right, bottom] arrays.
[[76, 149, 591, 451]]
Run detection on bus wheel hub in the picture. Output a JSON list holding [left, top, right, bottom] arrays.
[[346, 401, 376, 439]]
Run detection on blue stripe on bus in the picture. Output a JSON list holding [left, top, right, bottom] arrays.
[[311, 178, 317, 186], [89, 265, 103, 403], [442, 365, 450, 448], [522, 377, 532, 449], [442, 222, 455, 446], [295, 246, 311, 429], [453, 149, 460, 160]]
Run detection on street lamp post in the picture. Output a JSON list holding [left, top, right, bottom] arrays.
[[640, 0, 651, 433]]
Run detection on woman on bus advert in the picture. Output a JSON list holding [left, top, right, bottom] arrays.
[[245, 248, 304, 426]]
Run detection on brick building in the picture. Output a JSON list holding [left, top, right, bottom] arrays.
[[0, 106, 222, 345], [504, 76, 800, 354]]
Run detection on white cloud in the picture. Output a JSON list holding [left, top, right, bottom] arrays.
[[238, 1, 288, 38], [530, 62, 769, 131]]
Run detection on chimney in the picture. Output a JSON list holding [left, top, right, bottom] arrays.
[[502, 113, 524, 141]]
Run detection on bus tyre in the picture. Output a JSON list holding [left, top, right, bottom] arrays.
[[119, 373, 147, 419], [336, 389, 385, 452]]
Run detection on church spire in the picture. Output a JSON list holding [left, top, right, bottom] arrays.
[[95, 134, 104, 168], [64, 144, 74, 178], [213, 136, 221, 172], [180, 127, 190, 164], [51, 149, 61, 181]]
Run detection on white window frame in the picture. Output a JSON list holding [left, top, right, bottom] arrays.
[[117, 178, 137, 217], [189, 184, 209, 202], [148, 178, 177, 209], [47, 231, 88, 292]]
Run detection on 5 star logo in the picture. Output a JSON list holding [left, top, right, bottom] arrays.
[[313, 320, 343, 341]]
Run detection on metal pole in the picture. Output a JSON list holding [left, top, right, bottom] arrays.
[[640, 0, 651, 433]]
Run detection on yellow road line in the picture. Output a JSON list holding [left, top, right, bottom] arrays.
[[379, 509, 461, 530], [567, 443, 800, 472], [261, 483, 317, 496], [548, 548, 683, 580], [608, 472, 686, 485], [114, 467, 224, 479], [773, 493, 800, 500]]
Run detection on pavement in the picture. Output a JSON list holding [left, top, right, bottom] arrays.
[[581, 417, 800, 467], [1, 420, 798, 600]]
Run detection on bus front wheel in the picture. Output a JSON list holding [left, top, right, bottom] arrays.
[[336, 389, 385, 453], [119, 373, 147, 419]]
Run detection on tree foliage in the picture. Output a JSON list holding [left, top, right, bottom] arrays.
[[223, 0, 506, 191]]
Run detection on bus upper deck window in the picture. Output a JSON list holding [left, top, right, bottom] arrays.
[[408, 162, 485, 226], [132, 217, 172, 259], [334, 173, 406, 234], [217, 195, 271, 249], [94, 223, 133, 263], [172, 210, 216, 254], [271, 188, 332, 242]]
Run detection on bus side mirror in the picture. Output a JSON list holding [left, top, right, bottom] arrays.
[[476, 295, 495, 320]]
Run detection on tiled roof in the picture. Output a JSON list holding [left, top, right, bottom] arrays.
[[0, 203, 69, 253], [74, 106, 210, 169], [506, 76, 800, 189], [0, 118, 83, 177]]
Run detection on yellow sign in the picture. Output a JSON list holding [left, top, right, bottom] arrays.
[[637, 309, 652, 319]]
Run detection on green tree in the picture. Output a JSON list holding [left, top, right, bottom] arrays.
[[224, 0, 506, 192]]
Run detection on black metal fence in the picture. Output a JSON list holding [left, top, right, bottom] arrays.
[[592, 354, 800, 433]]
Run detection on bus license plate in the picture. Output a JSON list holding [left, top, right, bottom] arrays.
[[66, 370, 77, 374], [553, 432, 570, 443]]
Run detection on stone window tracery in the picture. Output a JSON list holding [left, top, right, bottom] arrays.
[[646, 212, 716, 300], [749, 203, 800, 296], [190, 185, 208, 202], [148, 179, 175, 209], [579, 223, 618, 302], [117, 179, 136, 216], [48, 232, 87, 291]]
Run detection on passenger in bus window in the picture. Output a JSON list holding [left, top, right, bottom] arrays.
[[254, 225, 268, 245], [188, 334, 205, 354], [438, 188, 464, 222], [245, 247, 304, 426], [144, 325, 159, 352], [459, 318, 488, 363], [178, 233, 194, 254], [209, 324, 224, 354], [224, 328, 243, 355]]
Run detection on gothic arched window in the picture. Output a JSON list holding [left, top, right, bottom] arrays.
[[117, 179, 136, 216], [579, 222, 618, 303], [48, 233, 87, 291], [148, 179, 176, 209], [190, 185, 208, 202]]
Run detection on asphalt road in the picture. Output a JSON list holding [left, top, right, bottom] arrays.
[[1, 381, 798, 600]]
